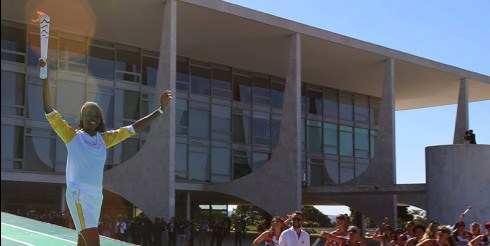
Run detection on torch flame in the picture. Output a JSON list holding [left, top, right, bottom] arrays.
[[32, 11, 46, 22]]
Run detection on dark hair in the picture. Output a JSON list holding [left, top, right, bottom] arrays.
[[293, 211, 303, 219], [412, 224, 426, 234], [78, 102, 106, 132]]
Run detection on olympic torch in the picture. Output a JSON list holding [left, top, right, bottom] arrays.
[[35, 11, 50, 79]]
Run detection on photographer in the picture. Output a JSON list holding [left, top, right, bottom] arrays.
[[464, 130, 477, 144]]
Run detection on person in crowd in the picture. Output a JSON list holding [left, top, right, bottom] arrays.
[[321, 225, 367, 246], [198, 217, 208, 246], [253, 216, 286, 246], [234, 218, 245, 246], [469, 222, 490, 246], [470, 223, 482, 239], [374, 224, 396, 246], [392, 228, 406, 246], [168, 217, 177, 246], [405, 224, 427, 246], [101, 215, 112, 238], [131, 215, 143, 244], [210, 218, 224, 246], [161, 218, 169, 246], [422, 222, 441, 241], [114, 216, 127, 241], [39, 58, 172, 246], [278, 211, 310, 246], [399, 222, 415, 246], [141, 214, 154, 246], [224, 216, 232, 238], [453, 221, 472, 246], [323, 214, 350, 246], [184, 219, 194, 246], [417, 226, 456, 246], [154, 218, 163, 246]]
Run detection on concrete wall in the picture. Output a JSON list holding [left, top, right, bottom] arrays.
[[426, 144, 490, 226]]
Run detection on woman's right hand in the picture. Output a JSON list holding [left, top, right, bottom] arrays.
[[39, 58, 46, 68]]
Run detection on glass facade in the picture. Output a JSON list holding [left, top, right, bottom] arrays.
[[1, 21, 380, 186]]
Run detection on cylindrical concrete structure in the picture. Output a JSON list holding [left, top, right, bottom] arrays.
[[426, 144, 490, 226]]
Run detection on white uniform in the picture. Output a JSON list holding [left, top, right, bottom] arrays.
[[279, 227, 310, 246], [46, 110, 135, 232]]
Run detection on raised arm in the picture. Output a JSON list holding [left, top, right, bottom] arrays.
[[253, 231, 270, 246], [320, 232, 346, 244], [40, 59, 53, 113], [132, 90, 172, 133]]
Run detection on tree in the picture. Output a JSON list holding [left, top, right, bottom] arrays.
[[398, 206, 414, 226], [231, 205, 267, 226], [302, 205, 333, 227]]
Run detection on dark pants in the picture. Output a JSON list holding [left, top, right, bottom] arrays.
[[169, 234, 176, 246], [235, 232, 242, 246], [210, 233, 223, 246]]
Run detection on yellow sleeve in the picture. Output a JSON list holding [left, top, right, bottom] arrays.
[[101, 126, 136, 149], [45, 110, 77, 144]]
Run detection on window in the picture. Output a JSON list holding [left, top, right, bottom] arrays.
[[190, 65, 211, 96], [123, 90, 140, 122], [27, 32, 58, 69], [370, 130, 378, 159], [140, 93, 154, 132], [339, 125, 353, 156], [355, 128, 369, 157], [340, 162, 354, 183], [339, 92, 353, 121], [87, 86, 114, 128], [252, 75, 270, 106], [252, 152, 269, 171], [88, 45, 115, 79], [176, 57, 189, 93], [176, 99, 189, 135], [211, 147, 231, 182], [325, 159, 339, 184], [233, 74, 252, 104], [1, 71, 25, 116], [232, 109, 251, 144], [306, 120, 322, 153], [189, 107, 210, 138], [121, 138, 139, 162], [323, 123, 338, 155], [233, 150, 251, 179], [211, 104, 231, 141], [189, 145, 210, 182], [1, 25, 26, 63], [309, 159, 324, 186], [24, 128, 55, 172], [252, 111, 270, 145], [323, 88, 338, 119], [271, 114, 281, 148], [176, 143, 188, 179], [142, 56, 158, 86], [306, 86, 323, 115], [354, 94, 369, 123], [271, 79, 285, 110], [301, 119, 306, 151], [211, 67, 232, 100], [1, 125, 24, 170], [60, 37, 87, 73], [116, 47, 140, 82], [26, 76, 51, 121], [370, 97, 380, 125]]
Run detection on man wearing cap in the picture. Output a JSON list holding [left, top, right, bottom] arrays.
[[469, 222, 490, 246], [279, 211, 310, 246]]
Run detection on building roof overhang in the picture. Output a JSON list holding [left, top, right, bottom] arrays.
[[3, 0, 488, 110]]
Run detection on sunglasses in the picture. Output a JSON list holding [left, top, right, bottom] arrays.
[[336, 217, 346, 220], [292, 218, 302, 222]]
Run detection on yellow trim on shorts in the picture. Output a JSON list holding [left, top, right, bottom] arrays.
[[76, 202, 86, 230]]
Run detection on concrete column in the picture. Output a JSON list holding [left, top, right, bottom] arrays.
[[60, 185, 66, 213], [380, 58, 396, 184], [453, 78, 469, 144], [185, 192, 191, 220]]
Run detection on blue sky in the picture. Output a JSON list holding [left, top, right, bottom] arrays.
[[224, 0, 489, 215]]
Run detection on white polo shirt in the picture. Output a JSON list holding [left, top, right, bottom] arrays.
[[279, 227, 310, 246]]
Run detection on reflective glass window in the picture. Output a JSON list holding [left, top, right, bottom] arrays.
[[189, 108, 210, 138], [24, 128, 55, 172], [233, 150, 251, 179], [355, 159, 369, 177], [211, 68, 232, 100], [190, 66, 211, 96], [252, 76, 270, 106], [233, 74, 252, 103], [116, 48, 140, 82], [1, 125, 24, 169], [306, 87, 323, 115], [26, 76, 46, 121], [325, 159, 339, 184], [142, 56, 158, 86], [301, 85, 307, 114], [354, 94, 369, 123], [177, 57, 189, 92], [1, 26, 26, 63], [307, 120, 322, 153], [252, 111, 270, 145], [355, 128, 369, 157], [211, 147, 231, 182], [252, 152, 269, 171], [271, 114, 281, 148], [339, 92, 353, 121], [323, 88, 338, 119], [1, 71, 25, 116], [60, 38, 87, 73], [232, 110, 251, 144], [340, 162, 354, 183], [212, 104, 231, 141], [140, 93, 154, 132], [339, 125, 353, 156], [176, 143, 188, 179], [176, 99, 189, 135], [271, 80, 285, 110], [323, 123, 338, 155], [123, 90, 140, 120], [301, 119, 306, 151], [189, 145, 210, 182], [370, 97, 380, 125], [88, 46, 115, 79], [370, 130, 378, 159], [309, 160, 324, 186]]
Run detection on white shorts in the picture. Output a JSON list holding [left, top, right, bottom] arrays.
[[65, 188, 103, 232]]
